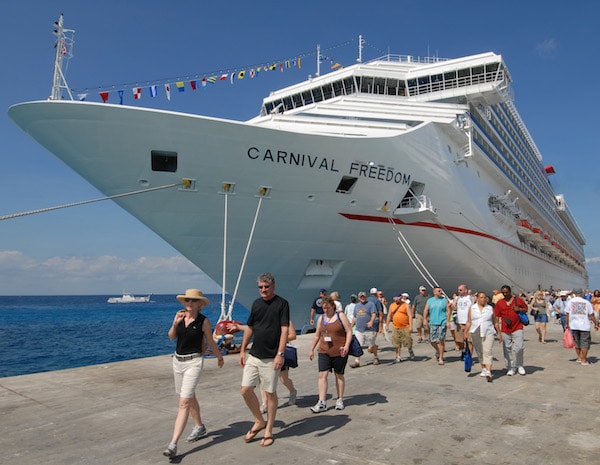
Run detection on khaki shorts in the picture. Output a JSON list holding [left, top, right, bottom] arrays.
[[355, 330, 377, 349], [453, 323, 469, 343], [391, 327, 413, 349], [414, 314, 424, 329], [241, 353, 279, 393]]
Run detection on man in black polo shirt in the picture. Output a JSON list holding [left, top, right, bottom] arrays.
[[239, 272, 290, 447]]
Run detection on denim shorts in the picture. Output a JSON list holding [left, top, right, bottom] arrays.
[[534, 314, 549, 323]]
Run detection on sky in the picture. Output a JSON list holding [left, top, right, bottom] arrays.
[[1, 0, 599, 296]]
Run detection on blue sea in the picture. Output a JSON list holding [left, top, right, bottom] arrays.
[[0, 294, 249, 378]]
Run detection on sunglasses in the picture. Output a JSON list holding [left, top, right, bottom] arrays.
[[258, 285, 270, 289], [184, 298, 199, 302]]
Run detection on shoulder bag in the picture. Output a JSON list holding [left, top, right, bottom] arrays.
[[338, 318, 364, 357]]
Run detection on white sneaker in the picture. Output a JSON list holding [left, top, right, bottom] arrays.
[[394, 356, 403, 363], [335, 398, 344, 410], [163, 443, 177, 458], [507, 369, 515, 376], [289, 389, 297, 405], [479, 368, 488, 377], [517, 366, 526, 376], [186, 424, 207, 442], [310, 401, 327, 413]]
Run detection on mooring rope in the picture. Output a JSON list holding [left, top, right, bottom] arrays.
[[0, 182, 183, 221]]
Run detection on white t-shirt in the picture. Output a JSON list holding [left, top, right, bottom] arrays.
[[566, 296, 594, 331], [455, 295, 472, 324]]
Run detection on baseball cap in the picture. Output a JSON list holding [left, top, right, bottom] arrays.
[[572, 288, 583, 295], [370, 287, 378, 294], [320, 288, 327, 293], [402, 292, 409, 297], [393, 292, 402, 298], [419, 286, 426, 291], [358, 291, 367, 297]]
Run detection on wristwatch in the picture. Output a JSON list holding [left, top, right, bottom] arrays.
[[277, 352, 285, 357]]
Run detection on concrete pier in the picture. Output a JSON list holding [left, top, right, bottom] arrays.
[[1, 320, 598, 465]]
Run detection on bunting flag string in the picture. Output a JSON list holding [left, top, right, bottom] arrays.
[[72, 38, 357, 105]]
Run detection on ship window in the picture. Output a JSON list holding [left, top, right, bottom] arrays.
[[312, 87, 324, 103], [322, 83, 333, 100], [398, 80, 406, 96], [360, 76, 374, 93], [343, 77, 355, 95], [336, 176, 358, 194], [283, 96, 293, 111], [301, 90, 313, 105], [485, 63, 499, 73], [151, 150, 177, 172], [386, 78, 398, 95], [472, 65, 485, 83], [333, 80, 345, 96], [373, 77, 386, 95], [292, 93, 303, 108]]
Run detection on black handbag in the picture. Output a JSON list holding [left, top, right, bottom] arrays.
[[283, 344, 298, 368]]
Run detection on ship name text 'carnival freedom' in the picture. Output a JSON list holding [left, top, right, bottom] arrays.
[[247, 147, 411, 184]]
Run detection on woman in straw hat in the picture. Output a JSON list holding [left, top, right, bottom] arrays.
[[163, 289, 224, 459]]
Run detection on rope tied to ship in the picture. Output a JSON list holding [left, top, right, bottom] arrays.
[[0, 182, 183, 221]]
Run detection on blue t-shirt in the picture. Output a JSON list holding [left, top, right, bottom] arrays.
[[367, 295, 382, 326], [353, 301, 377, 332], [427, 296, 447, 325]]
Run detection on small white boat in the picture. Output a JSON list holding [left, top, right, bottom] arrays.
[[107, 293, 151, 304]]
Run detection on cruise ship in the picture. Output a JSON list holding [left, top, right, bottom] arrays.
[[8, 17, 587, 323]]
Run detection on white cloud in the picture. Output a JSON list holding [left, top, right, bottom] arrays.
[[0, 250, 221, 295], [535, 38, 557, 57]]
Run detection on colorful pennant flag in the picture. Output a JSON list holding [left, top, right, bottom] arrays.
[[77, 93, 88, 101], [133, 87, 142, 99], [237, 70, 245, 79], [207, 76, 217, 83], [250, 69, 255, 78], [190, 80, 197, 90], [176, 81, 185, 92], [201, 77, 207, 87], [219, 74, 228, 81], [149, 85, 157, 97], [118, 90, 124, 105], [164, 83, 171, 101], [99, 91, 109, 103]]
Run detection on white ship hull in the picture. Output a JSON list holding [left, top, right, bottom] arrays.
[[9, 52, 587, 323]]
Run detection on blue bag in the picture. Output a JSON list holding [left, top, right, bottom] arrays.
[[518, 311, 529, 326], [464, 345, 473, 372]]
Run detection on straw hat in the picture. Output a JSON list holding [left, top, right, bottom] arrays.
[[176, 289, 210, 306]]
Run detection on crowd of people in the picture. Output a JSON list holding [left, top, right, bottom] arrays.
[[161, 277, 599, 459]]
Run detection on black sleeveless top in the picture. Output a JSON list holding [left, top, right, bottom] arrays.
[[175, 313, 206, 355]]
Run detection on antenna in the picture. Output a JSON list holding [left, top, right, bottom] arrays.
[[316, 44, 321, 77], [50, 14, 76, 100], [357, 35, 364, 63]]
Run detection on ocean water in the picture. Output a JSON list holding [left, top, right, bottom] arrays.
[[0, 294, 249, 378]]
